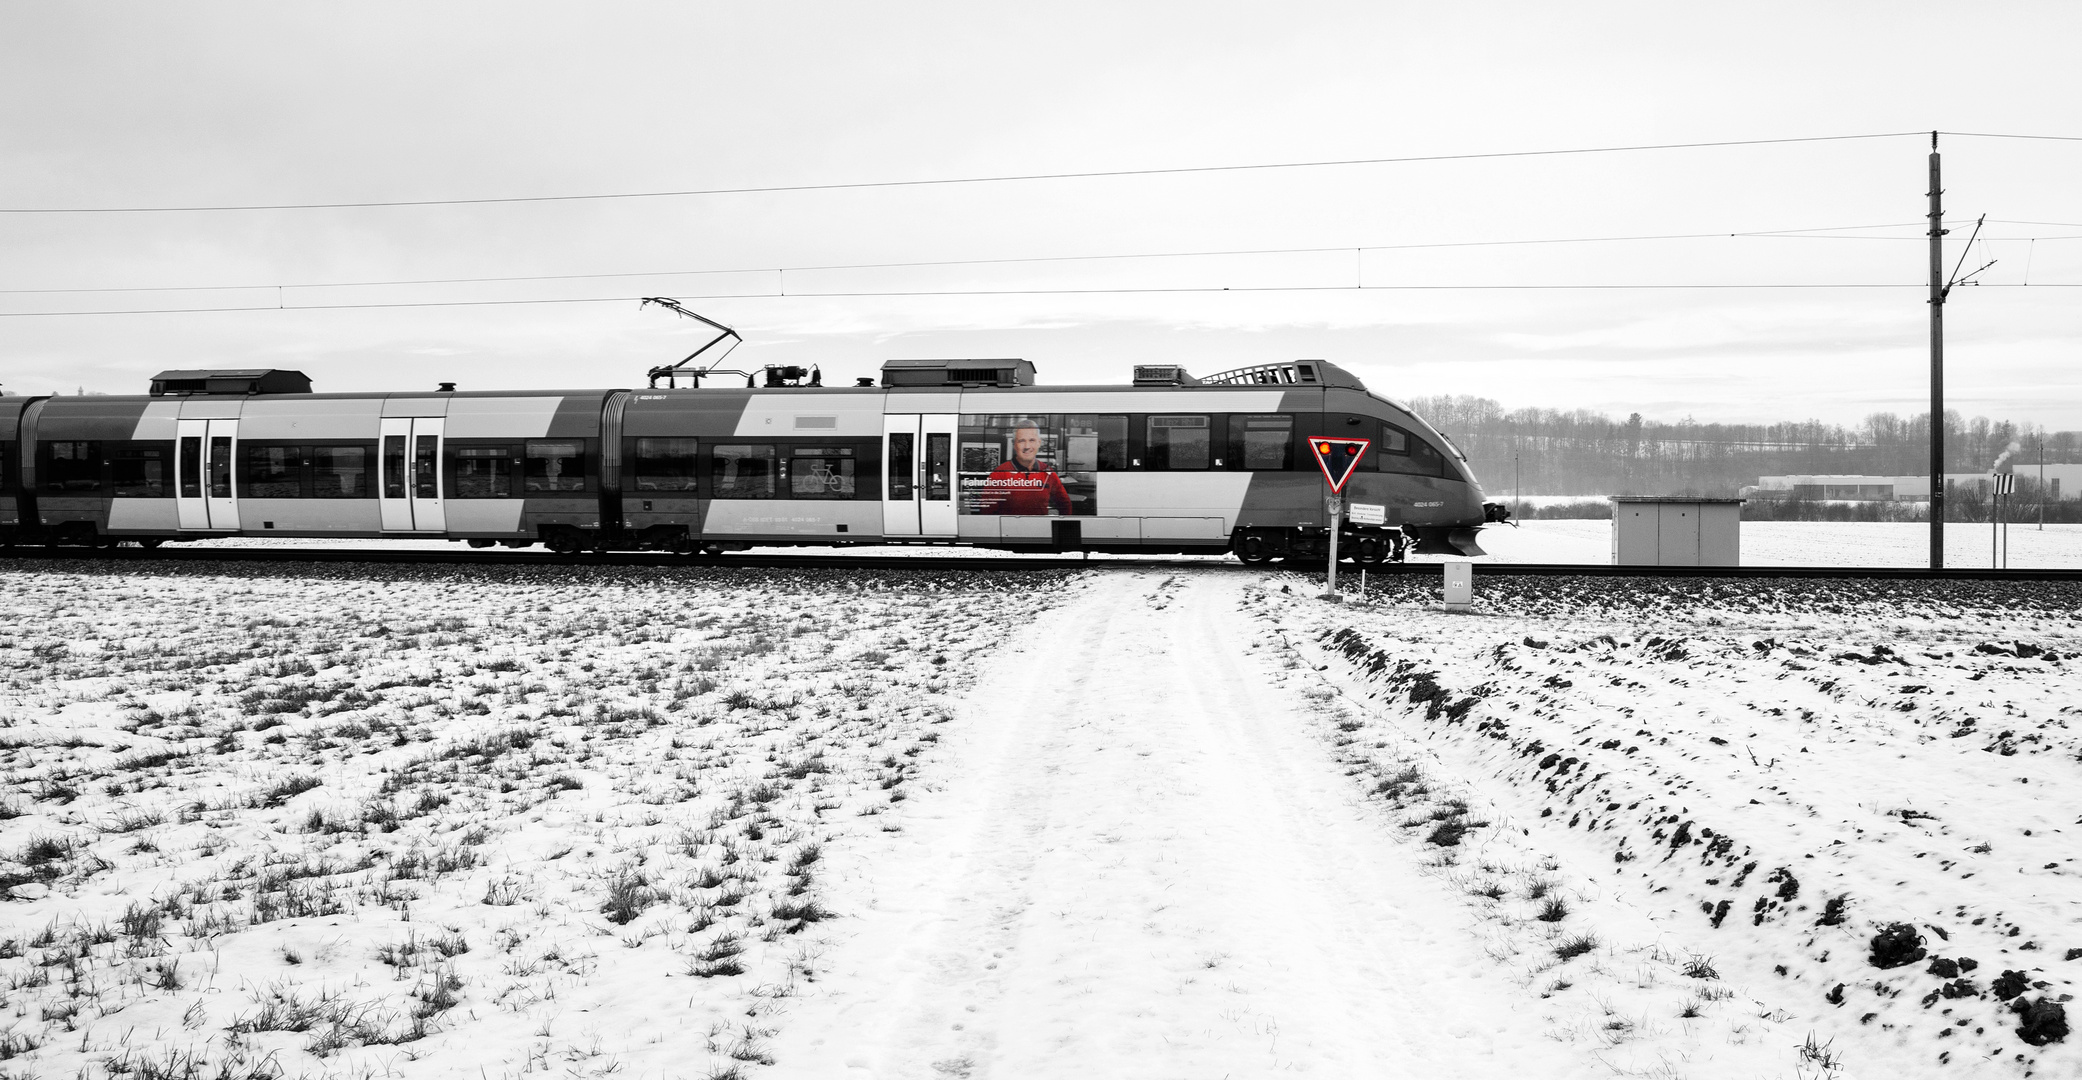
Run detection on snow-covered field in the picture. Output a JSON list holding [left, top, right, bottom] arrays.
[[1466, 520, 2082, 570], [1, 552, 2076, 1079], [0, 562, 1073, 1079], [1283, 573, 2080, 1079]]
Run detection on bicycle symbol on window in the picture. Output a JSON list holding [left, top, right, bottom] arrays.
[[802, 460, 847, 491]]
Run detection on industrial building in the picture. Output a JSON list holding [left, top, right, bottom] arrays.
[[1748, 466, 2082, 502]]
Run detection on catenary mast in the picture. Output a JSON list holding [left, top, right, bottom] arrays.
[[1928, 132, 1946, 570]]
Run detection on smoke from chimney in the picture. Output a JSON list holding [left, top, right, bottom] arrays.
[[1990, 440, 2022, 473]]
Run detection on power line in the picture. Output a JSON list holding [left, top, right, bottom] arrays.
[[0, 132, 1926, 215], [1943, 131, 2082, 144], [0, 281, 1992, 318], [0, 221, 1963, 297]]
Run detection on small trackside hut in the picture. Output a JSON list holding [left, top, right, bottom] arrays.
[[1610, 496, 1743, 566], [1, 358, 1506, 562]]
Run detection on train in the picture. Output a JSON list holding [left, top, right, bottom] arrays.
[[0, 357, 1507, 562]]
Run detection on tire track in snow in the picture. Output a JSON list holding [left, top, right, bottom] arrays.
[[771, 573, 1604, 1078]]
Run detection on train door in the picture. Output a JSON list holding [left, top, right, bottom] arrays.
[[175, 418, 239, 530], [379, 417, 446, 532], [882, 413, 958, 538], [920, 414, 957, 537], [882, 414, 920, 536]]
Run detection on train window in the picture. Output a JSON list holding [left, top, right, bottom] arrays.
[[711, 444, 776, 499], [1146, 415, 1211, 470], [414, 436, 440, 499], [180, 437, 202, 498], [208, 437, 233, 499], [1376, 423, 1445, 477], [312, 445, 373, 498], [455, 446, 512, 498], [240, 443, 303, 499], [886, 432, 914, 500], [925, 434, 951, 501], [1230, 415, 1294, 470], [109, 442, 171, 499], [632, 437, 699, 492], [1412, 436, 1444, 472], [42, 441, 103, 492], [790, 446, 856, 500], [383, 436, 408, 498], [524, 440, 586, 493], [1064, 415, 1129, 471]]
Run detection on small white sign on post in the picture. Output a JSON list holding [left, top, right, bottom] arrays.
[[1442, 562, 1473, 611], [1348, 502, 1386, 526]]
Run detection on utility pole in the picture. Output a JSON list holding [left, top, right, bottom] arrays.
[[1928, 132, 1946, 570], [1513, 430, 1521, 516]]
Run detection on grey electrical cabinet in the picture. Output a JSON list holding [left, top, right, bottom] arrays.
[[1610, 497, 1743, 566]]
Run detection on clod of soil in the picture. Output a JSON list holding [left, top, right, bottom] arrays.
[[2010, 998, 2069, 1046], [1992, 969, 2032, 1001], [1927, 957, 1959, 978], [1867, 923, 1927, 969]]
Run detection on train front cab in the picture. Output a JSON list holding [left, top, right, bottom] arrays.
[[1224, 385, 1491, 564], [1326, 385, 1489, 558]]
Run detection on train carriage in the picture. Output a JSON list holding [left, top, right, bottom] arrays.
[[0, 394, 33, 545], [0, 359, 1504, 560]]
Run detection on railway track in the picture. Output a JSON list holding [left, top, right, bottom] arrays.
[[3, 544, 2079, 580]]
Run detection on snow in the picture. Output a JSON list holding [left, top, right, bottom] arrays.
[[2, 540, 2078, 1079], [1465, 520, 2082, 569], [771, 573, 1679, 1078], [1279, 571, 2082, 1079]]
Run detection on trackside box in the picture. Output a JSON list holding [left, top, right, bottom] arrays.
[[1610, 496, 1742, 566]]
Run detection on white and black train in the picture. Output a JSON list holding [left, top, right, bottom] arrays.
[[0, 359, 1508, 562]]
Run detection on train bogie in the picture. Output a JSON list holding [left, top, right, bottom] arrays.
[[2, 360, 1503, 560]]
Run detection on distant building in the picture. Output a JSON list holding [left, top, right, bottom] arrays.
[[1749, 468, 2082, 501]]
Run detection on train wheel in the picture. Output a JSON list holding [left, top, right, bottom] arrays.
[[138, 539, 164, 550], [1235, 534, 1275, 565]]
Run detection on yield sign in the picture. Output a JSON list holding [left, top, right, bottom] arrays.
[[1308, 437, 1371, 494]]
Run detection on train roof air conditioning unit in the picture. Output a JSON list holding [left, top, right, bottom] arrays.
[[149, 369, 314, 396], [879, 359, 1037, 387], [1132, 365, 1200, 386]]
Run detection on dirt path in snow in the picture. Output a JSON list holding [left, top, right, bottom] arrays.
[[768, 572, 1582, 1079]]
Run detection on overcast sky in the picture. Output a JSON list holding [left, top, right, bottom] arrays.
[[4, 2, 2080, 431]]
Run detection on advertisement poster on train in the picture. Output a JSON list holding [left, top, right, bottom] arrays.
[[957, 414, 1097, 516]]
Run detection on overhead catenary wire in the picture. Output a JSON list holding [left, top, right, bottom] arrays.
[[0, 132, 1928, 215], [0, 220, 1962, 297], [1943, 132, 2082, 143], [17, 281, 2082, 319]]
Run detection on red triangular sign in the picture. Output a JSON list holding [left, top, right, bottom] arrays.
[[1309, 437, 1370, 493]]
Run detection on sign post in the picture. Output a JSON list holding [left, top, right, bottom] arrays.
[[1324, 493, 1343, 598], [1994, 472, 2014, 568], [1307, 437, 1371, 601]]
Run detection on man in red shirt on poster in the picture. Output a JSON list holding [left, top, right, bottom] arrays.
[[982, 421, 1073, 515]]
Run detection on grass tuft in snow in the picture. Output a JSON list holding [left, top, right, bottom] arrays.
[[1554, 934, 1600, 961]]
